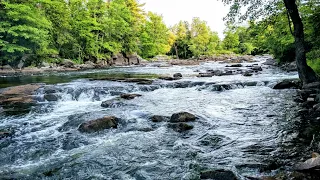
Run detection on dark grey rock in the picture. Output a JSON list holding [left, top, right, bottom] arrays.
[[170, 112, 196, 122], [200, 169, 238, 180], [168, 123, 193, 132], [78, 116, 118, 133]]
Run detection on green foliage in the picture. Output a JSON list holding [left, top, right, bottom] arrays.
[[139, 12, 170, 58], [0, 0, 51, 66]]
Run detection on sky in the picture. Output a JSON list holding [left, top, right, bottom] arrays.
[[139, 0, 230, 38]]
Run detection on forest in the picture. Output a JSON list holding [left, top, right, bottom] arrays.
[[0, 0, 319, 73]]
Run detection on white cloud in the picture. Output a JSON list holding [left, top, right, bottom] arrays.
[[139, 0, 229, 38]]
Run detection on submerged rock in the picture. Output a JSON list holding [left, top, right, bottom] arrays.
[[159, 76, 180, 81], [173, 73, 183, 78], [0, 129, 14, 139], [120, 93, 142, 100], [150, 115, 169, 122], [200, 169, 238, 180], [243, 71, 253, 77], [168, 123, 193, 132], [226, 64, 242, 67], [170, 112, 197, 122], [78, 116, 119, 133], [251, 66, 263, 71], [44, 94, 60, 101]]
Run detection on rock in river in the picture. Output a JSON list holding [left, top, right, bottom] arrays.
[[273, 79, 301, 89], [170, 112, 197, 122], [168, 123, 193, 132], [150, 115, 169, 122], [120, 93, 142, 100], [295, 152, 320, 171], [78, 116, 119, 133], [200, 169, 238, 180], [173, 73, 183, 78], [101, 98, 124, 108]]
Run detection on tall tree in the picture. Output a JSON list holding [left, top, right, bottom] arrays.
[[223, 0, 318, 84]]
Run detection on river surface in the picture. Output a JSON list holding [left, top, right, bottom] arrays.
[[0, 56, 307, 179]]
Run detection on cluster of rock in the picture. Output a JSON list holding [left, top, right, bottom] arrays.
[[150, 112, 196, 133], [196, 64, 263, 78], [294, 81, 320, 117]]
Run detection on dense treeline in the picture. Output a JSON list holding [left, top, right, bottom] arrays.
[[0, 0, 252, 67], [1, 0, 320, 73], [0, 0, 172, 66]]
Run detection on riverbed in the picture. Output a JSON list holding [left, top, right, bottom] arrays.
[[0, 56, 308, 179]]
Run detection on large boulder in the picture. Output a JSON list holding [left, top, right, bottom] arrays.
[[170, 112, 196, 123], [120, 94, 142, 100], [200, 169, 238, 180], [295, 152, 320, 171], [0, 84, 41, 108], [78, 116, 119, 133], [273, 79, 301, 89]]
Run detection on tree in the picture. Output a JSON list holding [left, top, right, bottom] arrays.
[[139, 12, 170, 58], [223, 0, 318, 84], [0, 0, 51, 66], [189, 17, 211, 57]]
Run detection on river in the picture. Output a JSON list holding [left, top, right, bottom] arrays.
[[0, 56, 308, 179]]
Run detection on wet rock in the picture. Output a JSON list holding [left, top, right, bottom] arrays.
[[44, 94, 59, 101], [1, 84, 41, 96], [199, 134, 224, 146], [101, 98, 124, 108], [226, 64, 242, 67], [303, 82, 320, 89], [90, 77, 153, 85], [273, 79, 301, 89], [295, 152, 320, 171], [251, 66, 263, 71], [200, 169, 238, 180], [150, 115, 169, 122], [243, 71, 253, 77], [263, 58, 277, 66], [168, 123, 193, 132], [170, 112, 197, 122], [197, 73, 213, 77], [211, 70, 223, 76], [173, 73, 183, 78], [120, 94, 142, 100], [78, 116, 119, 133], [159, 76, 180, 81]]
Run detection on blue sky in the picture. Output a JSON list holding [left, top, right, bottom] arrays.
[[140, 0, 229, 38]]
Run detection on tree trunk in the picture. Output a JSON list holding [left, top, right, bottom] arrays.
[[283, 0, 318, 84], [174, 43, 179, 59]]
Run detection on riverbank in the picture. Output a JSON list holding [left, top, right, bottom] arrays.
[[0, 54, 259, 77]]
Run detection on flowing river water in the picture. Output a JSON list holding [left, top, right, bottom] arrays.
[[0, 56, 309, 179]]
